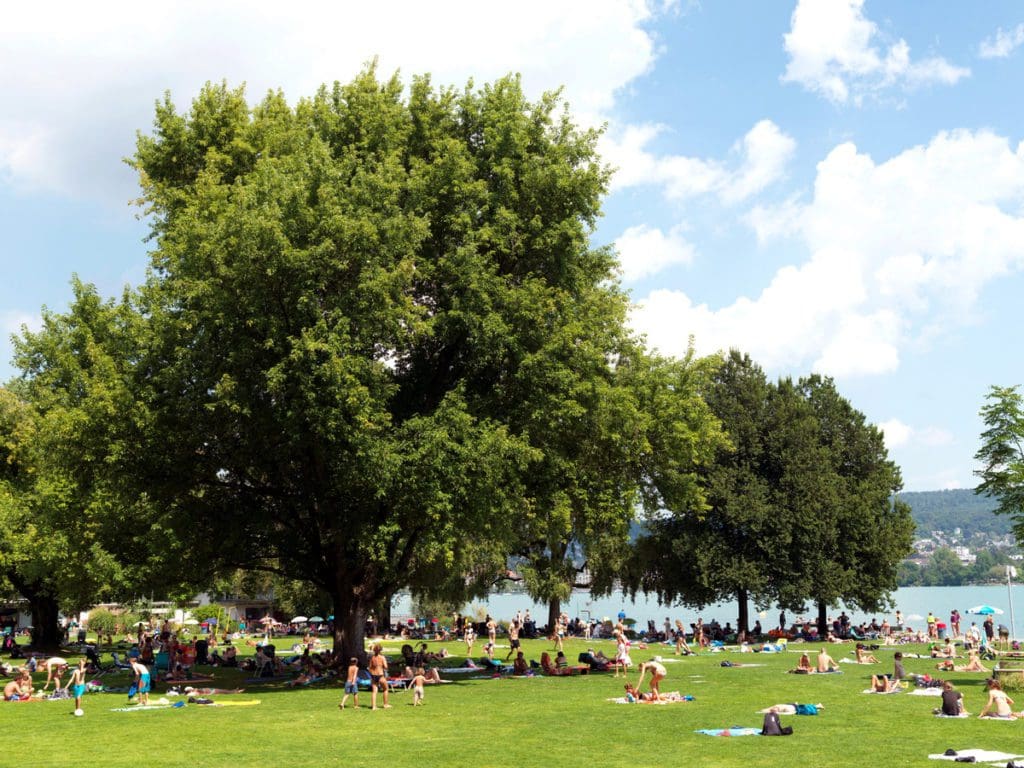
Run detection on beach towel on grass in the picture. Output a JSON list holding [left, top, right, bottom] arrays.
[[934, 713, 970, 718], [110, 703, 185, 712], [695, 727, 761, 737], [862, 688, 902, 694], [928, 749, 1022, 761], [911, 688, 943, 697]]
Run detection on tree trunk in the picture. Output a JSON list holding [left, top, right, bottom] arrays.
[[28, 592, 61, 650], [547, 597, 560, 634], [817, 600, 828, 638], [7, 573, 61, 650], [736, 588, 749, 636], [376, 597, 392, 637], [330, 576, 369, 666]]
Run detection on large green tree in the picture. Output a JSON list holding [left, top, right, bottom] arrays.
[[16, 69, 716, 659]]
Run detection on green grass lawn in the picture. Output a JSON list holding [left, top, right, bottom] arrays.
[[6, 635, 1022, 767]]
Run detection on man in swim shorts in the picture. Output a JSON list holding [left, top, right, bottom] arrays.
[[506, 619, 521, 660], [70, 658, 87, 713], [339, 657, 359, 710], [128, 658, 151, 706]]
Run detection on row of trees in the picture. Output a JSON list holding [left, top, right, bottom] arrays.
[[898, 547, 1017, 587], [0, 68, 911, 653]]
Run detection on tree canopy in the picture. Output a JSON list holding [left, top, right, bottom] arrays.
[[12, 67, 721, 657]]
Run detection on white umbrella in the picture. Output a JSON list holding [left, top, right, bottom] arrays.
[[308, 616, 325, 623], [182, 619, 200, 626], [291, 616, 308, 624], [133, 620, 148, 627]]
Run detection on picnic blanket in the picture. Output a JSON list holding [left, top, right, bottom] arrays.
[[861, 688, 902, 694], [928, 749, 1022, 762], [695, 727, 761, 737], [110, 703, 186, 712], [934, 713, 970, 718], [910, 688, 943, 697]]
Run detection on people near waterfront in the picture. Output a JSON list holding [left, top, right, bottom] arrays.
[[950, 609, 961, 638], [926, 612, 937, 639], [984, 616, 995, 646], [817, 648, 839, 673], [979, 678, 1015, 719], [694, 617, 707, 649], [939, 681, 968, 716], [486, 615, 497, 646], [880, 618, 890, 638], [463, 621, 475, 656], [894, 610, 903, 629], [966, 622, 982, 650], [368, 643, 391, 711]]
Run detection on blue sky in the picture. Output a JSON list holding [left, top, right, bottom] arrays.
[[3, 0, 1024, 491]]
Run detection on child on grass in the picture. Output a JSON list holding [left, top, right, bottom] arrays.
[[339, 657, 359, 710], [410, 667, 427, 706], [70, 659, 87, 714]]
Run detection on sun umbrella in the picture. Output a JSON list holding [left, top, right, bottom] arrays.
[[967, 605, 1004, 615], [259, 616, 276, 624], [291, 616, 309, 624], [182, 619, 200, 626], [308, 616, 325, 623], [133, 620, 148, 627]]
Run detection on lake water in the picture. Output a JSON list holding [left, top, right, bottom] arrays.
[[393, 584, 1024, 635]]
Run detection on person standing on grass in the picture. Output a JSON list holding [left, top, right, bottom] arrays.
[[506, 619, 521, 660], [950, 609, 961, 638], [41, 657, 68, 692], [368, 644, 390, 710], [635, 659, 667, 700], [339, 657, 359, 710], [128, 657, 150, 706], [410, 667, 427, 706], [463, 621, 475, 657], [613, 630, 631, 678], [70, 659, 87, 714], [486, 616, 497, 647]]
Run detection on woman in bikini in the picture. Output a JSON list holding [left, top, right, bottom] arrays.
[[979, 678, 1015, 718], [368, 644, 391, 711]]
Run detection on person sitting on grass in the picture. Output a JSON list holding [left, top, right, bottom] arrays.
[[870, 674, 897, 693], [512, 652, 529, 676], [935, 681, 968, 716], [3, 671, 32, 701], [979, 678, 1016, 719], [855, 644, 880, 664], [790, 652, 813, 674], [930, 638, 956, 659], [817, 648, 840, 673]]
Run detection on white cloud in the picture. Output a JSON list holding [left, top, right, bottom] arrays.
[[879, 418, 912, 447], [631, 129, 1024, 378], [878, 419, 953, 450], [600, 119, 795, 203], [781, 0, 969, 104], [980, 24, 1024, 59], [615, 224, 694, 283], [0, 0, 672, 200]]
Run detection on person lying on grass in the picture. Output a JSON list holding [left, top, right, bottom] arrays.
[[622, 683, 689, 703], [936, 648, 988, 673]]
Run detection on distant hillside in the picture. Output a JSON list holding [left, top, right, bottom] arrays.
[[898, 488, 1013, 538]]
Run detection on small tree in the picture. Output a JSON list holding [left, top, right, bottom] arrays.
[[975, 385, 1024, 539]]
